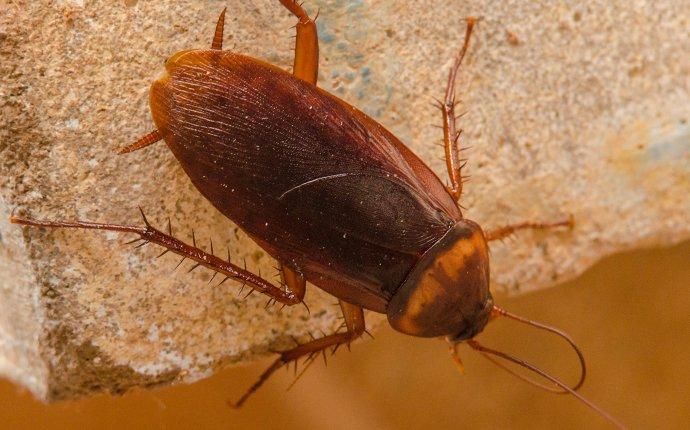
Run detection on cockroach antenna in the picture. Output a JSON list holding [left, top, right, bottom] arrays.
[[448, 305, 626, 429]]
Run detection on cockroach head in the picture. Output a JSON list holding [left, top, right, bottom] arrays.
[[387, 219, 493, 340]]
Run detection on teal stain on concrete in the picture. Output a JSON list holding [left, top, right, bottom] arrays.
[[383, 84, 394, 105], [647, 121, 690, 166], [316, 20, 335, 43], [313, 0, 393, 119], [357, 67, 373, 100], [346, 0, 363, 13], [331, 0, 363, 12]]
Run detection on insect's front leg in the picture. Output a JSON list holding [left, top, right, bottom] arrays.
[[437, 18, 477, 202], [231, 300, 365, 408], [279, 0, 319, 85], [485, 215, 574, 242], [10, 209, 302, 306]]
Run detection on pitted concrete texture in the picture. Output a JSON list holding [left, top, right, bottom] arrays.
[[0, 0, 688, 400]]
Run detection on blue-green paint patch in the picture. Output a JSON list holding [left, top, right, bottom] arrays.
[[332, 0, 363, 11], [316, 20, 335, 43], [346, 0, 363, 13], [314, 0, 394, 120], [383, 84, 394, 105], [646, 122, 690, 165]]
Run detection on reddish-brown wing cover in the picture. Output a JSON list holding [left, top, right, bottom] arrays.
[[151, 51, 461, 312]]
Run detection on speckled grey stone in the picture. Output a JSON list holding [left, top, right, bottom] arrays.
[[0, 0, 688, 400]]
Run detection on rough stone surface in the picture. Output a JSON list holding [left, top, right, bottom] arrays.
[[0, 0, 688, 401]]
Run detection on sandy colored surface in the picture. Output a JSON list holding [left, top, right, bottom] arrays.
[[0, 0, 688, 400]]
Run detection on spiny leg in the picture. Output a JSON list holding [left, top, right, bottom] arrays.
[[118, 129, 163, 154], [279, 0, 319, 84], [10, 209, 302, 305], [437, 18, 477, 202], [231, 300, 365, 408], [485, 215, 574, 242], [210, 7, 227, 50]]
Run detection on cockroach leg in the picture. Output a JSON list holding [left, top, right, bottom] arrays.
[[279, 0, 319, 84], [439, 18, 477, 202], [10, 211, 302, 306], [279, 263, 307, 302], [117, 129, 163, 154], [210, 7, 227, 50], [485, 215, 574, 242], [230, 300, 364, 408]]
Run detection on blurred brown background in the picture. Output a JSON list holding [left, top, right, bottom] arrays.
[[0, 240, 688, 430]]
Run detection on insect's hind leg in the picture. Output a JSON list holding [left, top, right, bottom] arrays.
[[10, 209, 303, 306], [231, 300, 365, 408], [279, 0, 319, 84], [210, 7, 227, 50], [437, 18, 477, 202], [485, 215, 574, 242]]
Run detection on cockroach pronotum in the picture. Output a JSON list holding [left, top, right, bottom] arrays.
[[11, 1, 623, 426]]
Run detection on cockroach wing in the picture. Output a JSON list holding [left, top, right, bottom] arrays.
[[150, 51, 461, 312]]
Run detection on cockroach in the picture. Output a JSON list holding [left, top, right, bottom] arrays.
[[11, 2, 623, 426]]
